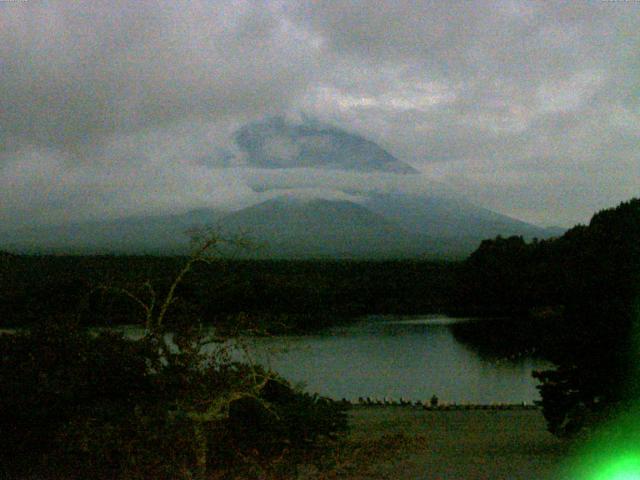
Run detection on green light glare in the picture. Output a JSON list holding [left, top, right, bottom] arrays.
[[594, 456, 640, 480], [573, 300, 640, 480], [562, 406, 640, 480]]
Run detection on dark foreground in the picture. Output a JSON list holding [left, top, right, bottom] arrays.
[[299, 406, 573, 480]]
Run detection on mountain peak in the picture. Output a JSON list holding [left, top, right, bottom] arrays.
[[234, 117, 417, 174]]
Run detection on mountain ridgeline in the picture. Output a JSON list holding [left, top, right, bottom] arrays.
[[0, 194, 560, 258]]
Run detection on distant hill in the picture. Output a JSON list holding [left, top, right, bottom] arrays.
[[0, 209, 223, 254], [235, 117, 417, 174]]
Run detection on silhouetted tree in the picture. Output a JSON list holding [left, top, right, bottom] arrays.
[[534, 198, 640, 435], [0, 231, 348, 479]]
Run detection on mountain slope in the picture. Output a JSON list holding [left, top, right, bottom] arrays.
[[218, 196, 424, 258], [362, 193, 559, 241]]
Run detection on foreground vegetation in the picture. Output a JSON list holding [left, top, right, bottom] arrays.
[[0, 318, 348, 479], [0, 237, 349, 479]]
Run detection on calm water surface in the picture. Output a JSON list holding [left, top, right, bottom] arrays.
[[211, 315, 550, 404], [4, 316, 550, 403]]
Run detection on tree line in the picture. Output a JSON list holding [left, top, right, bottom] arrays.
[[455, 198, 640, 435], [0, 255, 459, 332]]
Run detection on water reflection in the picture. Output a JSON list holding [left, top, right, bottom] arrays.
[[223, 315, 550, 404], [103, 316, 548, 403], [6, 316, 548, 403]]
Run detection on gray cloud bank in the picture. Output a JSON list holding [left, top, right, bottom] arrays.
[[1, 1, 638, 228]]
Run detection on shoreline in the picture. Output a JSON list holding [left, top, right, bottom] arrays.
[[346, 400, 540, 410]]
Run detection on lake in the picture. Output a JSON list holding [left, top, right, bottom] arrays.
[[9, 314, 549, 404], [207, 315, 551, 404]]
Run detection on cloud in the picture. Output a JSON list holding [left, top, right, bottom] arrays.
[[241, 167, 453, 198], [0, 1, 319, 150], [0, 1, 638, 227], [0, 136, 258, 228]]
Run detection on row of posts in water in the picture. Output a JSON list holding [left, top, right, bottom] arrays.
[[339, 396, 539, 410]]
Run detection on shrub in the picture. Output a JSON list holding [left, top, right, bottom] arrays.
[[0, 318, 348, 479], [0, 233, 349, 478]]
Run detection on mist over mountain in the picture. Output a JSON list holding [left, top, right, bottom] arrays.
[[0, 117, 565, 257], [0, 191, 563, 258], [1, 3, 636, 240], [235, 117, 417, 174]]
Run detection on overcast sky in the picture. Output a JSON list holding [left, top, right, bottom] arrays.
[[1, 1, 639, 228]]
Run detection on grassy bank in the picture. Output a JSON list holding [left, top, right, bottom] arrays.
[[298, 406, 571, 479]]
